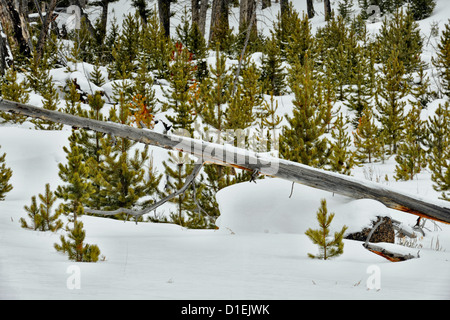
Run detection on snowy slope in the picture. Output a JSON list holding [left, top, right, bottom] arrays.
[[1, 0, 450, 301]]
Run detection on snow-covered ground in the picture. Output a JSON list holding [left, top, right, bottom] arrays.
[[1, 0, 450, 301]]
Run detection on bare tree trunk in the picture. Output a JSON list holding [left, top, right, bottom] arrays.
[[0, 0, 32, 58], [324, 0, 331, 21], [1, 99, 450, 225], [0, 26, 10, 75], [239, 0, 257, 37], [35, 0, 58, 64], [198, 0, 208, 36], [306, 0, 315, 18], [261, 0, 271, 9], [209, 0, 229, 45], [158, 0, 171, 37], [73, 0, 97, 38], [192, 0, 200, 27]]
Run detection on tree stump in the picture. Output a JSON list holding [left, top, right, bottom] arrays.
[[346, 216, 395, 243]]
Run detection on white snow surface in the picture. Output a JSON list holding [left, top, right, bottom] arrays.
[[1, 0, 450, 300]]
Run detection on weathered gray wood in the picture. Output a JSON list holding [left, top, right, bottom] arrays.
[[1, 99, 450, 224], [363, 243, 418, 262], [84, 162, 204, 219]]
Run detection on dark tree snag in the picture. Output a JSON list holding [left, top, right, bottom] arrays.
[[0, 24, 11, 75], [324, 0, 332, 21], [1, 99, 450, 224], [0, 0, 32, 57], [158, 0, 171, 38], [35, 0, 58, 64], [209, 0, 229, 45], [306, 0, 315, 19]]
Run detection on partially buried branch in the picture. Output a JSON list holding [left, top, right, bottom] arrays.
[[84, 162, 205, 222]]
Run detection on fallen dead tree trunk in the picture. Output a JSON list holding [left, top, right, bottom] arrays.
[[1, 99, 450, 224]]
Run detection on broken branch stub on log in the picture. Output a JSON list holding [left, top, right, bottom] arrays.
[[1, 99, 450, 224]]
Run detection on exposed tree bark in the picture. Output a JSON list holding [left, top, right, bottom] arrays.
[[280, 0, 288, 17], [73, 0, 97, 38], [198, 0, 208, 36], [324, 0, 331, 21], [1, 99, 450, 225], [306, 0, 314, 18], [0, 26, 10, 75], [239, 0, 257, 38], [0, 0, 32, 58], [192, 0, 200, 27], [158, 0, 171, 37], [363, 243, 418, 262], [35, 0, 58, 64], [209, 0, 229, 45], [232, 3, 256, 95], [261, 0, 271, 10]]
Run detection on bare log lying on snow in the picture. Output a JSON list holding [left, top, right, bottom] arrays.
[[1, 99, 450, 224], [363, 243, 418, 262]]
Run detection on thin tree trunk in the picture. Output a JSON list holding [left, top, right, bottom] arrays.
[[35, 0, 57, 64], [324, 0, 331, 21], [192, 0, 200, 27], [158, 0, 171, 37], [198, 0, 208, 36], [0, 25, 10, 75], [306, 0, 315, 18]]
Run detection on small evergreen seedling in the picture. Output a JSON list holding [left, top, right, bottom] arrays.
[[0, 146, 13, 201], [54, 221, 101, 262], [20, 184, 63, 231], [305, 199, 348, 260]]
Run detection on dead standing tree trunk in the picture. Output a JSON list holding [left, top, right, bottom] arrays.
[[0, 0, 32, 59], [35, 0, 58, 64], [1, 99, 450, 225]]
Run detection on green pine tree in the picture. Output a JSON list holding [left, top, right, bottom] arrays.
[[163, 42, 198, 135], [55, 141, 95, 223], [328, 113, 356, 175], [353, 107, 383, 163], [225, 57, 261, 133], [33, 74, 63, 130], [394, 104, 427, 180], [21, 196, 41, 230], [162, 152, 199, 227], [376, 8, 423, 74], [260, 33, 286, 95], [338, 0, 355, 21], [305, 199, 348, 260], [0, 146, 13, 201], [375, 48, 408, 154], [426, 101, 450, 200], [108, 12, 142, 80], [20, 184, 63, 231], [197, 47, 233, 136], [432, 20, 450, 98], [54, 220, 101, 262], [279, 55, 330, 168], [409, 0, 436, 20], [62, 79, 83, 116], [141, 9, 173, 79], [344, 40, 376, 127], [0, 68, 29, 124]]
